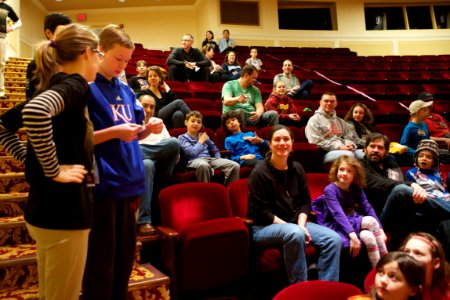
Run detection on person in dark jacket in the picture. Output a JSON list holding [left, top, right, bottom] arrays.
[[361, 132, 450, 250], [166, 33, 210, 82], [140, 65, 191, 129], [248, 125, 341, 284]]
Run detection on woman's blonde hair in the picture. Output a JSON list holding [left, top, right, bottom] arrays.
[[98, 24, 134, 52], [329, 155, 366, 188], [34, 23, 98, 92]]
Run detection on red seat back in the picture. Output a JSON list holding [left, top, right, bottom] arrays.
[[159, 182, 232, 232]]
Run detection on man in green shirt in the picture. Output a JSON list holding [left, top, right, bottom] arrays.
[[222, 65, 278, 127]]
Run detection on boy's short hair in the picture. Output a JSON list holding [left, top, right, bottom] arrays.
[[136, 60, 147, 67], [186, 110, 203, 121], [44, 13, 72, 34], [221, 111, 242, 135]]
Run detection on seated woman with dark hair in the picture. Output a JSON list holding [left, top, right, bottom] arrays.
[[140, 65, 190, 129], [248, 125, 341, 284], [201, 30, 218, 49], [202, 45, 227, 83], [222, 51, 242, 81]]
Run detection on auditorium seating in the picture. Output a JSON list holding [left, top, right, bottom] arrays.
[[158, 182, 249, 299], [273, 280, 362, 300]]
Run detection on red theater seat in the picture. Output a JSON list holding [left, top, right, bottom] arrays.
[[273, 280, 362, 300], [158, 183, 249, 298]]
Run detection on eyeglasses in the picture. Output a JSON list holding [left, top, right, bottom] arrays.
[[181, 39, 193, 42], [91, 48, 104, 58]]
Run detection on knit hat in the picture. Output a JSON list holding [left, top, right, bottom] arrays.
[[409, 100, 433, 115], [414, 139, 439, 167], [417, 92, 434, 101]]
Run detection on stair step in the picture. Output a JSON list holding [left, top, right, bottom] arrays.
[[0, 156, 25, 174], [0, 243, 169, 299], [0, 215, 33, 246], [0, 173, 29, 194]]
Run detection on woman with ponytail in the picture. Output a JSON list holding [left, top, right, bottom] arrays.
[[0, 23, 100, 300]]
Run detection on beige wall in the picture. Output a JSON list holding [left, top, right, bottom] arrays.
[[20, 0, 47, 58], [5, 0, 21, 58], [21, 0, 450, 56]]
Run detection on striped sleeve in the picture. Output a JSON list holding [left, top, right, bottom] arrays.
[[22, 90, 65, 178], [0, 121, 26, 163]]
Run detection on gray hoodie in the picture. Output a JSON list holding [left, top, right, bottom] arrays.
[[305, 107, 356, 152]]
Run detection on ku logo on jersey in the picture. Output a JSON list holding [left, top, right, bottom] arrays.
[[111, 104, 133, 122]]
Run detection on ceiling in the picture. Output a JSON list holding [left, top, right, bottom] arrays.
[[38, 0, 197, 11]]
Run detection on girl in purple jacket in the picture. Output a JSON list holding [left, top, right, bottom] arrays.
[[313, 155, 388, 267]]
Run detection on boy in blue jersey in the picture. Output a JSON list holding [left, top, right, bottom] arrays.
[[83, 25, 163, 300], [222, 111, 268, 168], [178, 111, 240, 185]]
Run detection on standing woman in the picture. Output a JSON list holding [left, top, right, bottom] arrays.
[[0, 23, 99, 300], [248, 125, 342, 284], [141, 65, 190, 128]]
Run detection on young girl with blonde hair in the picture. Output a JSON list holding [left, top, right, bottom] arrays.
[[0, 23, 100, 300]]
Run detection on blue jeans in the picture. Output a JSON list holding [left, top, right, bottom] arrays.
[[138, 138, 180, 224], [253, 222, 341, 284], [380, 184, 450, 248], [323, 150, 355, 164], [292, 79, 314, 100]]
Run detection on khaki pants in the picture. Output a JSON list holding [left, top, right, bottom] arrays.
[[26, 223, 90, 300], [0, 37, 6, 96]]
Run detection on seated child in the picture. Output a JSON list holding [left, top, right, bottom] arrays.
[[401, 100, 432, 159], [245, 48, 263, 71], [129, 60, 149, 97], [405, 139, 450, 201], [265, 80, 301, 126], [222, 111, 268, 168], [178, 111, 240, 185], [372, 252, 424, 300], [313, 155, 388, 267]]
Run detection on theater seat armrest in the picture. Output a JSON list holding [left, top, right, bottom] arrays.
[[236, 217, 254, 225], [157, 226, 180, 238]]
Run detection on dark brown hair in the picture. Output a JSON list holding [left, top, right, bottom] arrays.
[[344, 103, 374, 124]]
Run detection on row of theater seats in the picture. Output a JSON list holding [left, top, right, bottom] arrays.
[[178, 97, 450, 130], [157, 162, 450, 298], [157, 174, 330, 298], [166, 123, 450, 185]]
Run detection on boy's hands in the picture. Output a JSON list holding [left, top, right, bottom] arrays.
[[116, 123, 142, 142], [144, 117, 164, 135], [53, 165, 87, 183], [198, 132, 209, 144]]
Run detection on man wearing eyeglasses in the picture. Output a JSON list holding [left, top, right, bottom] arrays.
[[166, 34, 210, 82]]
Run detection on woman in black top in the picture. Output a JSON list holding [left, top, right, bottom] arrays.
[[141, 65, 190, 128], [0, 23, 100, 300], [248, 125, 341, 284], [201, 30, 218, 49]]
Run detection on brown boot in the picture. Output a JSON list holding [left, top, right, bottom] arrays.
[[137, 223, 157, 236]]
